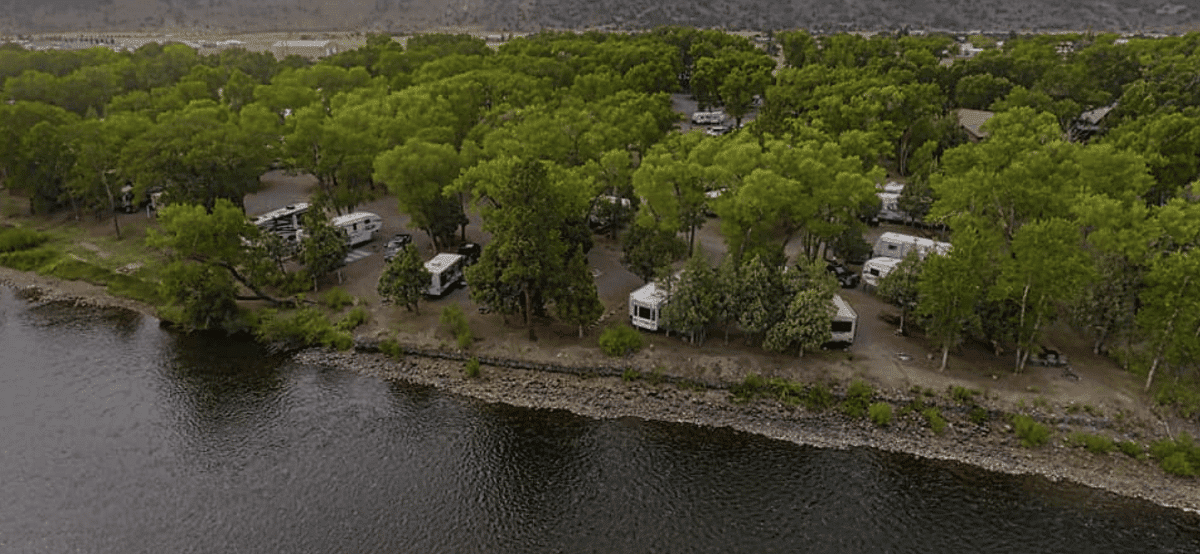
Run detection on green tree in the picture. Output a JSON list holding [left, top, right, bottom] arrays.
[[377, 244, 431, 315], [374, 139, 465, 251], [916, 225, 993, 371], [620, 222, 687, 283], [298, 208, 350, 291], [553, 247, 604, 338], [737, 254, 788, 346], [659, 253, 718, 345], [65, 113, 151, 238], [1137, 250, 1200, 392], [157, 260, 242, 333], [762, 289, 833, 357], [876, 251, 926, 336]]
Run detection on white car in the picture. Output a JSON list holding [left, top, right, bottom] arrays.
[[705, 125, 729, 136]]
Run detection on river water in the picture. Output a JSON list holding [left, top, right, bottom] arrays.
[[1, 287, 1198, 553]]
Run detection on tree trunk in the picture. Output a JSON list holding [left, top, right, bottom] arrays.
[[940, 345, 949, 371], [1145, 355, 1160, 393]]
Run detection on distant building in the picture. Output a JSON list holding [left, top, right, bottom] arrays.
[[271, 40, 340, 60], [956, 109, 995, 141], [1069, 103, 1118, 143]]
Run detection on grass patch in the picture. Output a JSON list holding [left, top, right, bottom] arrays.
[[599, 324, 645, 357], [622, 367, 640, 382], [949, 385, 980, 404], [106, 273, 162, 304], [804, 382, 835, 411], [1116, 440, 1145, 459], [869, 402, 893, 426], [0, 226, 50, 253], [1066, 432, 1115, 454], [1011, 414, 1051, 448], [439, 305, 474, 349], [320, 287, 355, 310], [380, 338, 402, 359]]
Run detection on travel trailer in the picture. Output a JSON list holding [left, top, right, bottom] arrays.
[[872, 232, 951, 260], [330, 212, 382, 247], [424, 253, 465, 297], [861, 257, 904, 289], [829, 294, 859, 344], [253, 203, 309, 242], [629, 280, 858, 345]]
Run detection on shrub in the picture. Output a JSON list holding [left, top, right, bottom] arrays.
[[1153, 382, 1200, 419], [869, 402, 893, 426], [254, 307, 351, 350], [335, 306, 369, 331], [730, 373, 767, 403], [622, 367, 640, 382], [1116, 440, 1145, 459], [0, 227, 49, 253], [1067, 432, 1115, 454], [320, 287, 355, 310], [1150, 433, 1200, 476], [438, 305, 474, 349], [379, 338, 402, 359], [842, 379, 874, 419], [1011, 414, 1051, 447], [963, 405, 986, 425], [768, 378, 806, 406], [922, 407, 947, 435], [0, 246, 58, 271], [599, 324, 645, 357], [464, 357, 481, 378], [805, 383, 835, 411]]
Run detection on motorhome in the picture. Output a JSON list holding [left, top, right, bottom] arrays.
[[253, 203, 309, 242], [861, 256, 904, 289], [330, 212, 382, 247], [872, 232, 951, 260], [629, 280, 858, 345], [424, 253, 465, 297]]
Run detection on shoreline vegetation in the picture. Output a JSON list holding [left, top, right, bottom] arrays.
[[2, 265, 1198, 514]]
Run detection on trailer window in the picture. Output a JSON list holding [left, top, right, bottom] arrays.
[[636, 305, 653, 320], [832, 321, 853, 333]]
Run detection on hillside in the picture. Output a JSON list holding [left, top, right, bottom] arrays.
[[2, 0, 1198, 35]]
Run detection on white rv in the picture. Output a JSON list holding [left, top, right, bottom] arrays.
[[253, 203, 309, 242], [330, 212, 382, 247], [872, 232, 951, 260], [830, 294, 859, 344], [424, 253, 465, 297], [861, 256, 904, 289], [691, 110, 726, 125], [629, 281, 859, 345]]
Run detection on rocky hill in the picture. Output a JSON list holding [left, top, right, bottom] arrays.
[[2, 0, 1198, 35]]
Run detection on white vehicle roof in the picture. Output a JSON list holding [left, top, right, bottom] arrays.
[[630, 281, 669, 307], [864, 256, 905, 270], [877, 232, 951, 253], [330, 211, 380, 225], [832, 293, 857, 321], [253, 203, 309, 224], [425, 253, 464, 274], [880, 181, 905, 193]]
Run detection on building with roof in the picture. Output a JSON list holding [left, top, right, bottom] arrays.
[[956, 108, 995, 141]]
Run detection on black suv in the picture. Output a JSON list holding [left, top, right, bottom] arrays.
[[826, 261, 860, 289], [382, 233, 413, 263]]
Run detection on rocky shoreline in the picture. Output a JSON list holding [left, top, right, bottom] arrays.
[[295, 347, 1200, 514], [2, 266, 1197, 514]]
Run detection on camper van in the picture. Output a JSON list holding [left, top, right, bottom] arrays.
[[330, 212, 382, 247], [629, 281, 858, 345], [425, 253, 465, 297], [253, 203, 309, 242], [872, 232, 951, 260], [691, 111, 726, 125], [830, 294, 859, 344], [861, 256, 904, 289]]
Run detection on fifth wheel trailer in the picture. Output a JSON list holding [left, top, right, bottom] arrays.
[[872, 232, 951, 260]]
